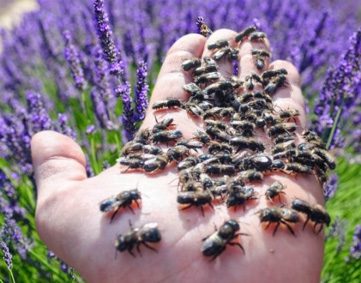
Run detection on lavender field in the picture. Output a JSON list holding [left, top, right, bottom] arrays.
[[0, 0, 360, 282]]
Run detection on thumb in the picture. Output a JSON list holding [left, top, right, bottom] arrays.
[[31, 130, 87, 197]]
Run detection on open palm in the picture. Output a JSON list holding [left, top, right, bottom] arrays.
[[32, 29, 324, 283]]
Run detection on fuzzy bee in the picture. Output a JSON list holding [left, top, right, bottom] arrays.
[[100, 189, 141, 222]]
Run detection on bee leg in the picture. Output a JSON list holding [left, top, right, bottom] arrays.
[[125, 204, 135, 214], [136, 243, 143, 257], [281, 220, 296, 237], [180, 204, 192, 211], [265, 221, 272, 230], [142, 242, 158, 253], [110, 208, 121, 223], [272, 222, 280, 236], [128, 248, 136, 257], [229, 242, 245, 254], [315, 223, 324, 235], [200, 206, 205, 217], [134, 200, 141, 208], [303, 216, 310, 230], [202, 235, 211, 242]]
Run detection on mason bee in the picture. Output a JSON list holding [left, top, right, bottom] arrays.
[[177, 190, 214, 216], [291, 199, 330, 233], [235, 25, 257, 42], [201, 219, 248, 260], [226, 186, 258, 211], [265, 181, 286, 203], [208, 39, 229, 50], [100, 189, 141, 222], [152, 98, 184, 110], [257, 207, 300, 236], [249, 31, 266, 42], [143, 154, 169, 173], [182, 58, 201, 71], [152, 130, 183, 144], [115, 221, 161, 257]]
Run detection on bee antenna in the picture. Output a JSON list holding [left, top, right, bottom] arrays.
[[154, 114, 159, 124]]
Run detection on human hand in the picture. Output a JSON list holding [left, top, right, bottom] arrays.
[[32, 29, 324, 283]]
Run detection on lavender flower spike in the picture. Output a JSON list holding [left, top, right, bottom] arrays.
[[63, 30, 86, 91], [350, 225, 361, 260], [93, 0, 121, 76], [0, 241, 12, 270], [324, 174, 339, 201], [133, 60, 149, 122]]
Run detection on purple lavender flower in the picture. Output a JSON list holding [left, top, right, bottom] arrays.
[[93, 0, 122, 76], [350, 225, 361, 259], [312, 29, 361, 150], [63, 30, 86, 91], [133, 60, 149, 122], [0, 241, 12, 270], [115, 82, 135, 141], [324, 174, 339, 201]]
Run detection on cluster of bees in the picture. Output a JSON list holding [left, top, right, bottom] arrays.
[[99, 25, 334, 260]]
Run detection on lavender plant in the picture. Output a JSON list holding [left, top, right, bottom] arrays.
[[0, 0, 360, 281]]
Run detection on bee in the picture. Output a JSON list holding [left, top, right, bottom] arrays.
[[208, 39, 229, 50], [226, 186, 258, 211], [244, 73, 262, 91], [193, 130, 211, 144], [177, 156, 200, 171], [257, 207, 300, 236], [265, 181, 286, 203], [133, 128, 152, 144], [312, 148, 336, 170], [183, 83, 202, 96], [194, 72, 220, 85], [152, 98, 184, 110], [201, 219, 248, 260], [204, 80, 233, 95], [182, 58, 201, 71], [284, 162, 312, 174], [261, 68, 288, 84], [264, 74, 288, 95], [184, 102, 204, 117], [242, 154, 273, 171], [152, 130, 183, 144], [203, 107, 235, 120], [196, 16, 212, 37], [236, 170, 264, 182], [193, 64, 218, 76], [115, 221, 161, 257], [230, 120, 255, 135], [181, 181, 204, 192], [251, 48, 271, 70], [118, 156, 144, 171], [152, 117, 175, 133], [206, 164, 236, 176], [249, 31, 266, 42], [208, 141, 233, 154], [271, 159, 285, 170], [143, 154, 169, 173], [176, 139, 203, 151], [302, 130, 326, 149], [278, 109, 300, 121], [235, 25, 257, 42], [268, 123, 297, 138], [274, 133, 294, 144], [271, 141, 296, 155], [121, 141, 144, 156], [291, 199, 330, 233], [230, 136, 265, 152], [206, 127, 231, 142], [166, 145, 189, 162], [143, 145, 163, 155], [177, 190, 214, 216], [100, 189, 141, 222]]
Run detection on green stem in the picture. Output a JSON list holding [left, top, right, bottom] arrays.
[[90, 135, 100, 174], [326, 101, 344, 150], [7, 267, 16, 283], [28, 249, 60, 275]]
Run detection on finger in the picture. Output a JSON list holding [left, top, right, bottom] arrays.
[[202, 29, 238, 78], [149, 33, 206, 105], [31, 131, 87, 197], [238, 36, 271, 79], [268, 60, 306, 128]]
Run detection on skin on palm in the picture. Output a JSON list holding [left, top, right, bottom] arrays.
[[32, 30, 324, 283]]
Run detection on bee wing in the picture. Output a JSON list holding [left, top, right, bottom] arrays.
[[99, 197, 122, 212]]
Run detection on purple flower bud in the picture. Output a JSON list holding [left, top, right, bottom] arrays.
[[133, 60, 149, 122], [0, 241, 12, 270], [63, 30, 86, 91], [350, 225, 361, 259]]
